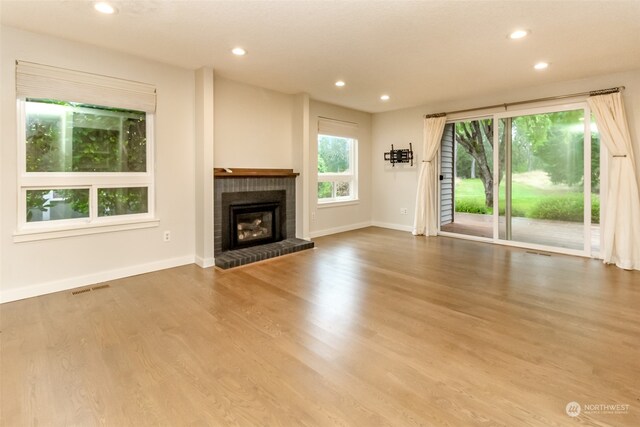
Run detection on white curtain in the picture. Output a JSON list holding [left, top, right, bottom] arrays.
[[588, 92, 640, 270], [413, 116, 447, 236]]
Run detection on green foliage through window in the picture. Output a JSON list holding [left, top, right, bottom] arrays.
[[318, 135, 350, 173], [26, 189, 89, 222], [25, 99, 146, 173], [511, 110, 600, 190], [25, 114, 63, 172], [98, 187, 148, 216], [318, 182, 332, 199]]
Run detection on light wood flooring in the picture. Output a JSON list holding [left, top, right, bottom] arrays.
[[1, 227, 639, 426]]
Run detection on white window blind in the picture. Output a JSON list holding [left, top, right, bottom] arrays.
[[318, 117, 358, 138], [16, 60, 156, 113]]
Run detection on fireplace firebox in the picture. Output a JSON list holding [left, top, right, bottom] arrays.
[[221, 190, 286, 252], [230, 202, 281, 249]]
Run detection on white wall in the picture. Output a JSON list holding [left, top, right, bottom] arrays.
[[0, 26, 196, 302], [372, 69, 640, 230], [309, 100, 372, 237], [214, 77, 294, 169]]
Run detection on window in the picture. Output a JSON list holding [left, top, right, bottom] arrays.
[[16, 61, 156, 237], [317, 118, 358, 204]]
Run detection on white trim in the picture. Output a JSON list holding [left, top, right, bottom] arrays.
[[13, 218, 160, 242], [445, 114, 493, 125], [439, 230, 587, 257], [195, 256, 215, 268], [0, 255, 194, 303], [317, 199, 360, 209], [583, 106, 592, 256], [439, 230, 494, 243], [493, 117, 500, 240], [493, 101, 587, 120], [309, 221, 371, 238], [371, 221, 413, 232], [496, 239, 586, 258], [300, 94, 311, 242]]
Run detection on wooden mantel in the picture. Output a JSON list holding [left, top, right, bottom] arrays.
[[214, 168, 299, 178]]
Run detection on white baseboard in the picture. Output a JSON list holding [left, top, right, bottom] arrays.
[[309, 221, 372, 238], [195, 256, 215, 268], [370, 221, 413, 232], [0, 255, 195, 304]]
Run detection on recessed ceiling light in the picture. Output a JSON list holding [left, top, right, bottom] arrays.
[[509, 30, 529, 39], [335, 80, 346, 87], [534, 62, 549, 70], [232, 47, 247, 56], [94, 2, 116, 14], [380, 94, 390, 101]]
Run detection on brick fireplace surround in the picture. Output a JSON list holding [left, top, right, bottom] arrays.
[[213, 168, 314, 269]]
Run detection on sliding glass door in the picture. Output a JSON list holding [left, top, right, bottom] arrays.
[[440, 103, 601, 257], [439, 118, 495, 238]]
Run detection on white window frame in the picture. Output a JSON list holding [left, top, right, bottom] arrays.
[[14, 62, 158, 242], [316, 117, 359, 206], [317, 133, 359, 205]]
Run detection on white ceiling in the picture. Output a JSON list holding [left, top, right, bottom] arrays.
[[2, 0, 640, 113]]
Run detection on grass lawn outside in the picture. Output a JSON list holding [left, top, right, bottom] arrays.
[[453, 173, 599, 222]]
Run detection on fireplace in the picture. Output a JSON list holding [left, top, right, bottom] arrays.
[[221, 190, 286, 252], [214, 169, 313, 269], [230, 202, 281, 250]]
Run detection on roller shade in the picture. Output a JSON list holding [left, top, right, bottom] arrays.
[[16, 60, 156, 113], [318, 117, 358, 139]]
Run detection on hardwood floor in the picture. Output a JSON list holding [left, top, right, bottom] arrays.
[[1, 227, 639, 426]]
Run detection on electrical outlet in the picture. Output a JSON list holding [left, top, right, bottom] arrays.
[[163, 231, 171, 242], [311, 211, 316, 221], [400, 208, 408, 215]]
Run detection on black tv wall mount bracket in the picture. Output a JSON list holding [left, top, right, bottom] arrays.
[[383, 143, 414, 167]]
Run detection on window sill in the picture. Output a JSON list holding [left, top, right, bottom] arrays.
[[317, 199, 360, 209], [13, 218, 160, 243]]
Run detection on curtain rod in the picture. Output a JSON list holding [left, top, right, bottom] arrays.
[[424, 86, 625, 119]]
